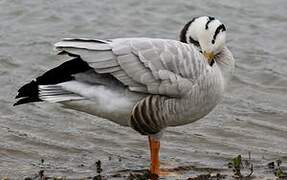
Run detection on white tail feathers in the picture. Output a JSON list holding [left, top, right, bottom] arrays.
[[39, 84, 83, 103]]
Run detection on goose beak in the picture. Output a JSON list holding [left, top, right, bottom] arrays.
[[203, 51, 215, 64]]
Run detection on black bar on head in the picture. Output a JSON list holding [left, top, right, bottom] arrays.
[[212, 24, 226, 44], [180, 17, 197, 43], [205, 16, 215, 30]]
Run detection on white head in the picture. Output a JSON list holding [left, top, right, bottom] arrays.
[[180, 16, 227, 63]]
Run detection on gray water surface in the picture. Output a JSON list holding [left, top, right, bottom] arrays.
[[0, 0, 287, 179]]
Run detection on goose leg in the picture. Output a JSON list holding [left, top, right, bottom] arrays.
[[149, 136, 160, 176], [148, 136, 176, 178]]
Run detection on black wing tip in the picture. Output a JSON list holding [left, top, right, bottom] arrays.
[[15, 94, 21, 99], [14, 57, 92, 106], [16, 80, 38, 99], [14, 80, 40, 106], [13, 97, 42, 106]]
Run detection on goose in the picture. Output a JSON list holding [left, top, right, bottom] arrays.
[[14, 16, 235, 177]]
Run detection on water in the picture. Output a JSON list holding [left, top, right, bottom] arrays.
[[0, 0, 287, 179]]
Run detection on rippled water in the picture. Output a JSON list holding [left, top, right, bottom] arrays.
[[1, 0, 287, 179]]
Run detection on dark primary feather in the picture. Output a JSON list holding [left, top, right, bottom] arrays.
[[14, 53, 126, 106], [14, 80, 41, 106], [14, 57, 92, 106]]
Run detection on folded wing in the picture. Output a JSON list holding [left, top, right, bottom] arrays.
[[55, 38, 210, 97]]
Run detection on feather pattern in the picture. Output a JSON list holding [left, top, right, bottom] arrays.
[[53, 38, 235, 134]]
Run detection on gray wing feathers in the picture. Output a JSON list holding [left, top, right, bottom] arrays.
[[130, 39, 207, 80], [54, 38, 208, 97], [110, 70, 146, 91], [55, 39, 144, 92], [73, 70, 122, 87], [128, 39, 207, 96]]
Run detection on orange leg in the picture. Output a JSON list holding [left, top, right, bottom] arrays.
[[148, 136, 160, 176], [148, 136, 177, 178]]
